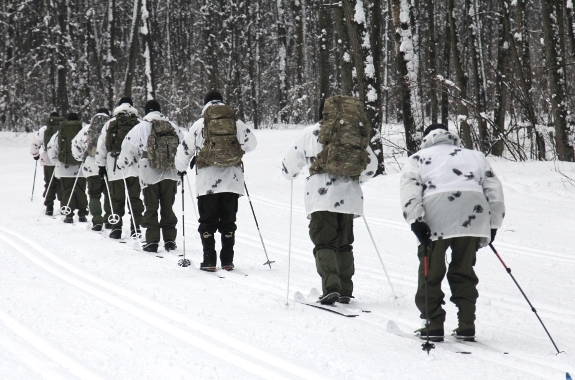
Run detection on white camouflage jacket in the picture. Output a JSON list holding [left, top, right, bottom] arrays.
[[95, 104, 140, 182], [117, 111, 183, 189], [174, 101, 257, 197], [72, 124, 96, 177], [30, 126, 54, 166], [281, 123, 378, 217], [399, 129, 505, 248], [46, 131, 84, 178]]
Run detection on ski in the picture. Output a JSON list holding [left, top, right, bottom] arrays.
[[294, 291, 359, 317], [201, 269, 225, 278], [445, 335, 509, 354], [309, 288, 371, 313], [386, 320, 472, 354]]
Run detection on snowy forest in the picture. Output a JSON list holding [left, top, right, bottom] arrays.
[[1, 0, 574, 163]]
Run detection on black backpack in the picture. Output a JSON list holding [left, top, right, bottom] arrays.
[[44, 115, 65, 149], [105, 111, 139, 155], [58, 120, 83, 166]]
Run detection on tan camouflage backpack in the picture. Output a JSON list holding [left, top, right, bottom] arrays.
[[196, 104, 244, 169], [309, 95, 371, 177], [147, 120, 179, 170]]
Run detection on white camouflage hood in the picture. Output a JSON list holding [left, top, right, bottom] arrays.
[[420, 129, 461, 150]]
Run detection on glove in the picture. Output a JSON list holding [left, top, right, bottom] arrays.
[[490, 229, 497, 244], [33, 155, 40, 161], [177, 171, 187, 177], [411, 221, 431, 245], [98, 166, 107, 179], [189, 156, 197, 170]]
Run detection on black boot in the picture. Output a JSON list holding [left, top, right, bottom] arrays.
[[220, 231, 235, 269], [200, 231, 217, 271]]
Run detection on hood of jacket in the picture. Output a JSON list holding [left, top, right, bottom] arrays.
[[90, 113, 110, 125], [113, 103, 139, 117], [143, 111, 169, 122], [420, 129, 461, 150]]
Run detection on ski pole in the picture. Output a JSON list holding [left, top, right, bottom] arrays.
[[102, 173, 120, 225], [60, 161, 85, 216], [489, 244, 562, 354], [37, 168, 56, 222], [178, 174, 191, 267], [362, 215, 398, 299], [31, 160, 38, 201], [422, 242, 435, 353], [286, 180, 293, 306], [244, 181, 275, 269], [185, 175, 199, 221], [121, 169, 142, 245]]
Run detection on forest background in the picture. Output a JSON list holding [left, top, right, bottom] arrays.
[[1, 0, 574, 172]]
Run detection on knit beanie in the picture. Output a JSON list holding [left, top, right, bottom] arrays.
[[203, 90, 223, 105], [117, 96, 133, 107], [144, 99, 162, 115], [423, 124, 448, 137], [96, 108, 110, 116]]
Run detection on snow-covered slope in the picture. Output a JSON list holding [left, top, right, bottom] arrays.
[[0, 130, 573, 379]]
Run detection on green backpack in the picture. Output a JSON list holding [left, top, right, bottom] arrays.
[[58, 120, 83, 166], [44, 115, 65, 149], [309, 95, 371, 177], [85, 113, 110, 159], [196, 104, 244, 169], [105, 111, 139, 155], [147, 120, 179, 170]]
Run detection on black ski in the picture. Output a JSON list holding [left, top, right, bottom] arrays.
[[386, 320, 472, 354], [294, 291, 359, 317], [445, 335, 509, 354], [309, 288, 370, 313]]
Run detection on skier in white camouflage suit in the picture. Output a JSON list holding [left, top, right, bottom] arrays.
[[174, 90, 257, 271], [281, 98, 377, 305], [117, 99, 183, 253], [400, 124, 505, 341]]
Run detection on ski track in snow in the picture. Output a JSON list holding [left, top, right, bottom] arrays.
[[1, 130, 574, 379], [0, 227, 327, 380]]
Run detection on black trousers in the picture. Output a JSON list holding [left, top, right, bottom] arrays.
[[197, 192, 239, 265]]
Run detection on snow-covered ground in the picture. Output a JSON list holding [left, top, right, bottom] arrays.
[[0, 129, 574, 379]]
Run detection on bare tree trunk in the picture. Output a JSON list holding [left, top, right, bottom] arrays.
[[318, 0, 331, 108], [447, 0, 471, 148], [469, 0, 488, 152], [124, 0, 141, 98], [511, 0, 544, 160], [56, 0, 69, 114], [141, 0, 156, 100], [389, 0, 419, 154], [492, 0, 511, 157], [333, 4, 353, 95], [542, 0, 574, 161], [427, 0, 438, 123], [104, 0, 115, 108], [276, 0, 288, 122], [441, 4, 450, 126]]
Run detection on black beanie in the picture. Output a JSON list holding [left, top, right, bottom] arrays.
[[96, 108, 110, 116], [117, 96, 133, 106], [204, 90, 223, 105], [318, 99, 325, 121], [67, 113, 80, 121], [49, 111, 59, 117], [423, 124, 448, 137], [144, 99, 161, 114]]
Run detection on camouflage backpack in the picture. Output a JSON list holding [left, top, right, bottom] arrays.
[[147, 119, 179, 170], [58, 120, 83, 166], [309, 95, 371, 177], [105, 111, 139, 155], [196, 104, 244, 169], [84, 113, 110, 160], [44, 115, 65, 149]]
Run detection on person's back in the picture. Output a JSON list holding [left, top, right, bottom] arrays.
[[281, 96, 377, 305], [400, 124, 505, 342], [174, 90, 257, 271], [118, 99, 182, 253]]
